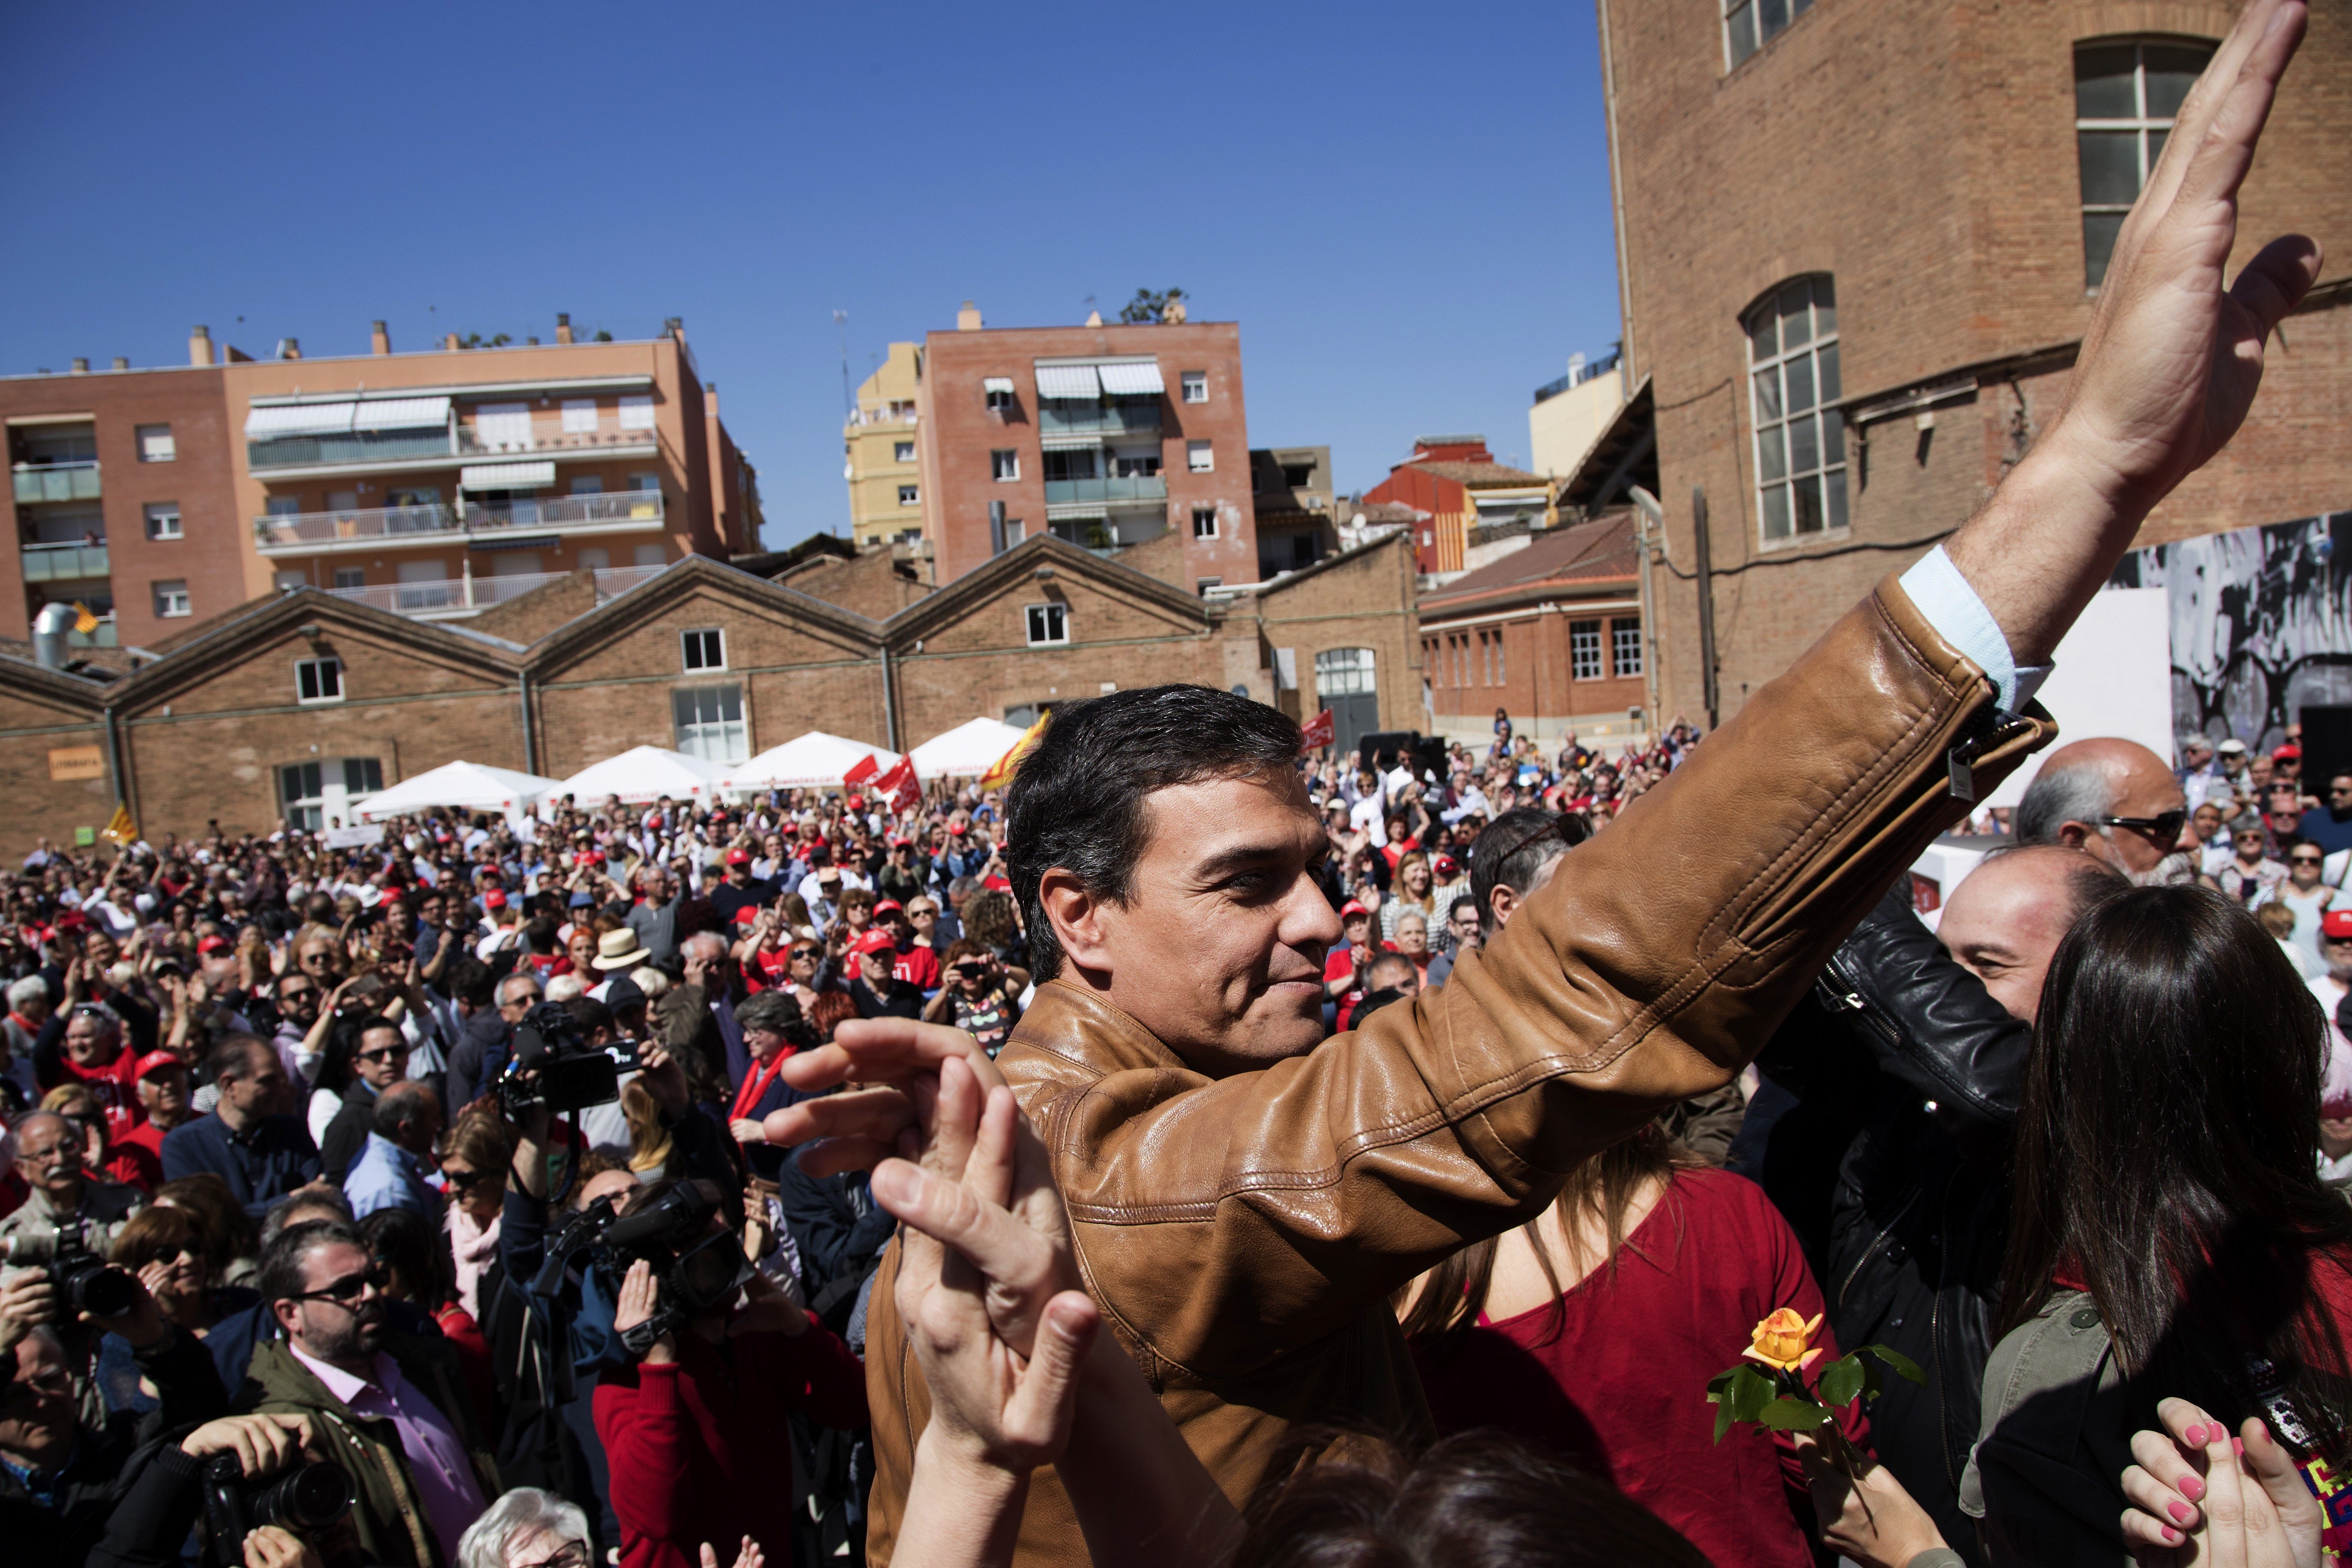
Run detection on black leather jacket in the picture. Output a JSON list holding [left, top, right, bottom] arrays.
[[1747, 881, 2028, 1567]]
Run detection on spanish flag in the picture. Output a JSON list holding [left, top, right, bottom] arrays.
[[979, 712, 1049, 792], [71, 602, 100, 635], [101, 803, 137, 845]]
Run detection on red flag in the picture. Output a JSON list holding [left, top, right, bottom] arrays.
[[873, 755, 921, 813], [843, 753, 880, 787], [1299, 708, 1336, 750]]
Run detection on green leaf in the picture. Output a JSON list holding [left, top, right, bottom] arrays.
[[1865, 1344, 1927, 1385], [1758, 1397, 1834, 1431], [1705, 1369, 1736, 1396], [1713, 1388, 1736, 1444], [1727, 1365, 1777, 1423], [1861, 1357, 1886, 1401], [1816, 1353, 1866, 1409]]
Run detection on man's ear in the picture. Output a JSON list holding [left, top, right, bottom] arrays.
[[2055, 820, 2094, 851], [1039, 868, 1111, 975], [270, 1298, 301, 1338], [1486, 884, 1519, 932]]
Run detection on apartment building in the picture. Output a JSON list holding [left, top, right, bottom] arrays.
[[3, 316, 763, 651], [1361, 436, 1551, 577], [1249, 446, 1339, 580], [915, 303, 1260, 590], [1529, 351, 1624, 479], [844, 342, 926, 550], [1587, 0, 2351, 726]]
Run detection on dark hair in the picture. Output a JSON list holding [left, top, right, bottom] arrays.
[[1469, 808, 1588, 934], [1233, 1428, 1709, 1568], [1007, 686, 1302, 982], [449, 955, 496, 1009], [206, 1033, 276, 1085], [154, 1174, 259, 1281], [258, 1219, 366, 1304], [522, 916, 559, 955], [563, 996, 616, 1039], [110, 1203, 207, 1272], [373, 1080, 437, 1140], [2000, 886, 2352, 1459], [1351, 987, 1408, 1025], [360, 1205, 452, 1309], [1364, 952, 1418, 991], [1446, 895, 1479, 923]]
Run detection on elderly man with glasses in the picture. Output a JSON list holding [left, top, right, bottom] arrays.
[[2013, 736, 2204, 886], [0, 1109, 146, 1283], [239, 1219, 494, 1568]]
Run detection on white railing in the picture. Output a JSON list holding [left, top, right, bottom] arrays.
[[254, 492, 665, 551], [321, 563, 665, 617]]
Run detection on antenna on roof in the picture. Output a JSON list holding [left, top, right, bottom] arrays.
[[833, 310, 852, 416]]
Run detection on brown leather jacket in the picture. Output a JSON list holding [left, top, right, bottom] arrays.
[[862, 578, 2051, 1565]]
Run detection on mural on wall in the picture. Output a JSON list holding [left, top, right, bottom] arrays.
[[2110, 509, 2352, 751]]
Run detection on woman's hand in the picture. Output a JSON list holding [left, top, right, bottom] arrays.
[[2118, 1398, 2322, 1568], [613, 1258, 676, 1364], [1790, 1432, 1948, 1568]]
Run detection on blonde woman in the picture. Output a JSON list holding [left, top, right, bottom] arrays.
[[1380, 850, 1440, 942]]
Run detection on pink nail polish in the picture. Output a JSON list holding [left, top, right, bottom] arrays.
[[2181, 1475, 2207, 1502], [2163, 1526, 2183, 1544], [2183, 1423, 2208, 1445], [2170, 1501, 2196, 1523], [2233, 1437, 2246, 1457]]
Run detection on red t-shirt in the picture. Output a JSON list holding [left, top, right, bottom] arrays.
[[1413, 1168, 1865, 1568], [892, 943, 941, 993], [41, 1048, 144, 1145], [108, 1120, 169, 1192]]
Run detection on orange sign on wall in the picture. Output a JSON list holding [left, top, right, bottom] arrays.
[[48, 746, 104, 782]]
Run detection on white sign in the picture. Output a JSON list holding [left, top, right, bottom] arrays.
[[324, 823, 386, 849], [1983, 586, 2173, 809]]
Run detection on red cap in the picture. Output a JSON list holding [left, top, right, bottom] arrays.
[[55, 910, 89, 933], [733, 904, 761, 925], [873, 898, 904, 917], [2325, 910, 2352, 942], [1340, 900, 1370, 919], [889, 836, 911, 848], [847, 794, 866, 808], [852, 928, 898, 957], [1435, 855, 1460, 876], [134, 1049, 186, 1079], [483, 889, 508, 910], [197, 934, 232, 957], [726, 847, 752, 865], [948, 821, 968, 836]]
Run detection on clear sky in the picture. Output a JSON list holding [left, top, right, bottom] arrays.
[[0, 0, 1624, 548]]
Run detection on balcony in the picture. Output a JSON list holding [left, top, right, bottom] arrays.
[[1042, 475, 1167, 507], [1038, 402, 1162, 441], [22, 541, 109, 582], [323, 563, 666, 620], [13, 462, 101, 504], [245, 426, 657, 476], [253, 491, 667, 556]]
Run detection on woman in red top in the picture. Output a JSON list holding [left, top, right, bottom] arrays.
[[595, 1179, 869, 1568], [1404, 1125, 1862, 1568]]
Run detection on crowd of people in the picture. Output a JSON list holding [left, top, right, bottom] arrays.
[[1, 7, 2342, 1565]]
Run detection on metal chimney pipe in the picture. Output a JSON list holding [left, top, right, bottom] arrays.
[[32, 603, 75, 668]]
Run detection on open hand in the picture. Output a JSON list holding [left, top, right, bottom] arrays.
[[698, 1537, 763, 1568]]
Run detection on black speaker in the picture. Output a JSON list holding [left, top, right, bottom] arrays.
[[2301, 706, 2352, 796]]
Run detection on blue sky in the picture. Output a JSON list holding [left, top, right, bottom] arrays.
[[0, 0, 1623, 548]]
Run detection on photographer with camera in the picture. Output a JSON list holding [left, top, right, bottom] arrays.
[[238, 1219, 495, 1568], [85, 1412, 333, 1568], [3, 1109, 147, 1285], [593, 1177, 866, 1568]]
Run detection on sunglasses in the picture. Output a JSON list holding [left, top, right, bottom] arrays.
[[440, 1166, 498, 1190], [291, 1261, 391, 1305], [787, 946, 821, 960], [2292, 856, 2324, 865], [357, 1044, 411, 1064], [2099, 811, 2188, 842]]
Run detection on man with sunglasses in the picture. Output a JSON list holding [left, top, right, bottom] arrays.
[[2255, 838, 2342, 964], [2013, 737, 2203, 886], [241, 1220, 494, 1568], [319, 1019, 411, 1188]]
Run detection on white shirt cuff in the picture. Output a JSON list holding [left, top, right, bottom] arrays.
[[1898, 546, 2050, 713]]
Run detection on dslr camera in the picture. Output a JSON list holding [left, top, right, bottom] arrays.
[[497, 1000, 620, 1116], [535, 1181, 751, 1357], [2, 1218, 139, 1321], [201, 1453, 354, 1566]]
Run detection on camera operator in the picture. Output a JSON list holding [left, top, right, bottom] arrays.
[[3, 1109, 146, 1288], [595, 1178, 866, 1568], [86, 1412, 324, 1568], [1, 1257, 230, 1564], [238, 1219, 494, 1568], [446, 972, 539, 1119]]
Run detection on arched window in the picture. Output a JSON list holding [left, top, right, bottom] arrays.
[[2075, 39, 2215, 288], [1744, 276, 1845, 543]]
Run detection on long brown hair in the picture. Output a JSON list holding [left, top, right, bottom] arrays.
[[1399, 1123, 1695, 1355], [2000, 887, 2352, 1459]]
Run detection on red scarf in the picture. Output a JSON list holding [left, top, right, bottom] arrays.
[[730, 1048, 796, 1123]]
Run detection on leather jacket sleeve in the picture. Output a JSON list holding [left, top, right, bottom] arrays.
[[1819, 880, 2030, 1133], [1016, 580, 2051, 1377]]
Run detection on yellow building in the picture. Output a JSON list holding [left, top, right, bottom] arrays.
[[845, 342, 924, 548]]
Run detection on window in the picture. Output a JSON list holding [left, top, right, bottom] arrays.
[[1570, 620, 1604, 680], [474, 403, 533, 449], [1746, 276, 1847, 543], [1612, 617, 1644, 677], [1193, 507, 1219, 540], [672, 684, 747, 763], [570, 475, 603, 495], [1196, 577, 1222, 595], [1043, 449, 1097, 482], [1187, 441, 1214, 474], [561, 399, 599, 433], [682, 628, 726, 671], [332, 567, 365, 590], [136, 424, 175, 463], [627, 472, 660, 493], [280, 763, 324, 832], [143, 502, 181, 540], [1282, 463, 1315, 489], [895, 441, 916, 463], [1026, 603, 1068, 646], [266, 497, 302, 518], [1725, 0, 1813, 67], [1111, 450, 1160, 478], [991, 450, 1019, 481], [1316, 647, 1377, 695], [1180, 371, 1207, 404], [1454, 636, 1469, 687], [898, 484, 920, 506], [985, 381, 1015, 412], [2076, 39, 2213, 288], [152, 580, 191, 618], [295, 657, 343, 704], [344, 758, 383, 795], [1495, 629, 1507, 684], [1480, 631, 1494, 686], [618, 394, 656, 432]]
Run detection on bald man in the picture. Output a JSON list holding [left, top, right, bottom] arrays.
[[2012, 737, 2202, 885], [1935, 844, 2126, 1023]]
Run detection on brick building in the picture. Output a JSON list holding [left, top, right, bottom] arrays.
[[1361, 436, 1552, 577], [0, 530, 1422, 856], [914, 304, 1261, 591], [1249, 446, 1341, 581], [4, 318, 764, 654], [1418, 511, 1648, 748], [1586, 0, 2352, 725]]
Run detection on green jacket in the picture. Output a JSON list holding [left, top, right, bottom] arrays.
[[235, 1333, 499, 1568], [1959, 1289, 2141, 1566]]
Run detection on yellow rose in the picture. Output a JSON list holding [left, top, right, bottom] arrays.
[[1743, 1307, 1825, 1373]]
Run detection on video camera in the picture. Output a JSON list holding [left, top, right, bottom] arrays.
[[533, 1181, 752, 1357], [497, 1000, 620, 1117], [2, 1218, 139, 1321], [201, 1454, 353, 1563]]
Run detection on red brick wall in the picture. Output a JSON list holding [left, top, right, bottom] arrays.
[[1362, 466, 1465, 574], [1425, 602, 1646, 729], [0, 674, 114, 857], [1249, 534, 1423, 732]]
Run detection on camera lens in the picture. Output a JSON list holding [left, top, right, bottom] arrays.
[[68, 1257, 140, 1319], [254, 1461, 354, 1530]]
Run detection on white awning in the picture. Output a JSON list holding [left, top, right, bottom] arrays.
[[1032, 363, 1101, 399], [459, 461, 555, 490], [246, 402, 357, 439], [981, 376, 1015, 394], [1096, 361, 1164, 396], [352, 396, 450, 431]]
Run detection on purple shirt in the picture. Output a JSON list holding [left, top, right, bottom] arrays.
[[291, 1344, 485, 1562]]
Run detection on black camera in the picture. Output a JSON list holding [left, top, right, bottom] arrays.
[[202, 1454, 353, 1559], [3, 1220, 139, 1321], [498, 1000, 620, 1116], [535, 1181, 751, 1356]]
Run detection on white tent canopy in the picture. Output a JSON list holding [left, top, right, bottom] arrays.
[[353, 760, 563, 821], [908, 716, 1030, 780], [719, 731, 901, 792], [554, 746, 722, 804]]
